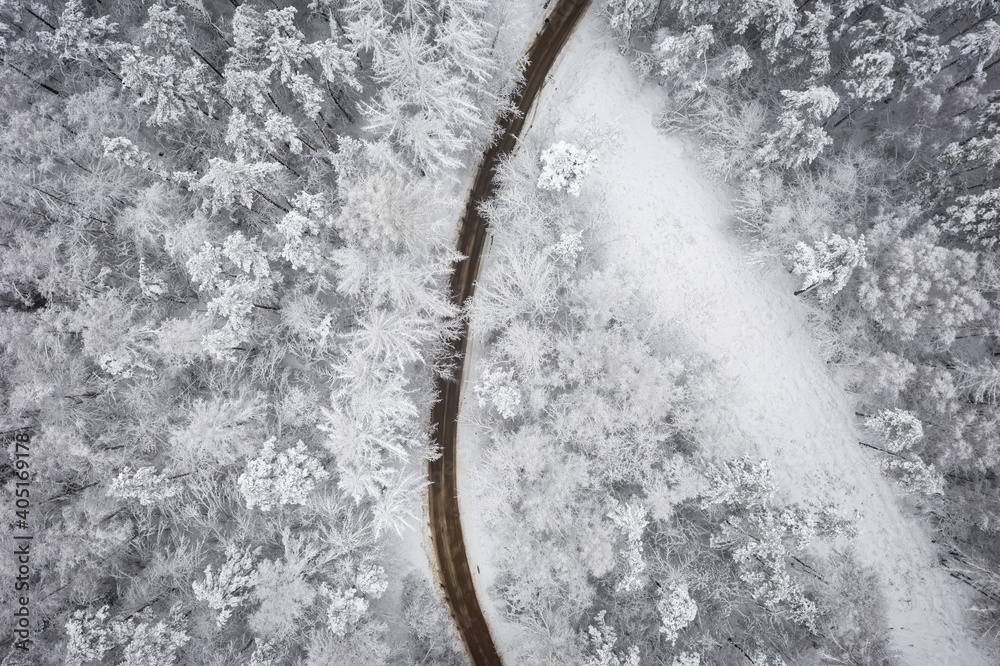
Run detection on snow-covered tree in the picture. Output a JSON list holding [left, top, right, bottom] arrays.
[[274, 192, 334, 272], [583, 611, 641, 666], [608, 497, 649, 592], [117, 607, 190, 666], [324, 586, 369, 637], [704, 458, 855, 630], [119, 5, 214, 126], [38, 0, 119, 63], [197, 157, 283, 214], [791, 233, 866, 300], [473, 363, 522, 419], [845, 52, 895, 104], [238, 439, 330, 511], [865, 408, 923, 453], [759, 87, 840, 168], [186, 231, 274, 357], [603, 0, 657, 48], [653, 25, 716, 95], [65, 606, 125, 666], [730, 0, 798, 61], [657, 584, 697, 645], [954, 20, 1000, 72], [858, 229, 986, 347], [880, 457, 944, 495], [537, 141, 597, 196], [192, 544, 260, 627], [944, 188, 1000, 248], [107, 467, 181, 507]]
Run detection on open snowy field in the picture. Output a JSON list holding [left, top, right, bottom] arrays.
[[459, 7, 994, 665]]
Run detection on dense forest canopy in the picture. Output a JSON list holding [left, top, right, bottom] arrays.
[[0, 0, 530, 662], [3, 0, 1000, 664]]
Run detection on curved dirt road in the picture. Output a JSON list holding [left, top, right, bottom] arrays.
[[427, 1, 592, 664]]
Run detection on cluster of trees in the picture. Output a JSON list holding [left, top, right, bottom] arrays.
[[467, 141, 888, 664], [603, 0, 1000, 645], [0, 0, 534, 663]]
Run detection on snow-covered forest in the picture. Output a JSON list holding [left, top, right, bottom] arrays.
[[3, 0, 1000, 664], [0, 0, 536, 662]]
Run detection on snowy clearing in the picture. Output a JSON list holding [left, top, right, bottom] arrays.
[[459, 8, 993, 665]]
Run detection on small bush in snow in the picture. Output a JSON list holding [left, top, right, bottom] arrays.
[[537, 141, 596, 196]]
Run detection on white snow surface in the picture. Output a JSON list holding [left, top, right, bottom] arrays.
[[457, 7, 994, 666]]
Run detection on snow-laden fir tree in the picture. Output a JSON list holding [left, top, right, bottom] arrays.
[[38, 0, 119, 63], [845, 52, 895, 104], [791, 233, 866, 300], [759, 86, 839, 168], [537, 141, 597, 196], [119, 5, 214, 127]]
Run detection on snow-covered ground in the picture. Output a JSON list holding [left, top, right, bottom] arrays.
[[457, 7, 994, 665]]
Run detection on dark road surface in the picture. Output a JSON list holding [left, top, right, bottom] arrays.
[[427, 0, 593, 664]]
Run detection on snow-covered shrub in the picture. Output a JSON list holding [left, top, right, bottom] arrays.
[[238, 439, 330, 511], [107, 467, 181, 507], [865, 408, 923, 453], [657, 584, 697, 645], [537, 141, 596, 196]]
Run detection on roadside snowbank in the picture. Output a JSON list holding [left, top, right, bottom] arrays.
[[459, 7, 992, 665]]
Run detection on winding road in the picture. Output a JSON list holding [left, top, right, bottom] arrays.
[[427, 1, 592, 664]]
